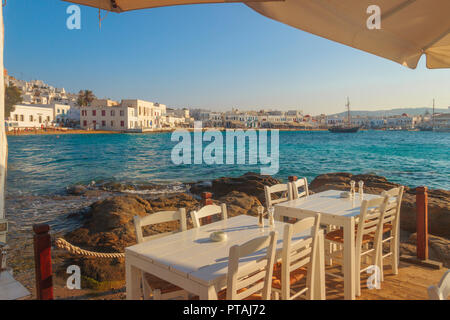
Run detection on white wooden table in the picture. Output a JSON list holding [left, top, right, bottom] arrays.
[[126, 214, 325, 300], [274, 189, 382, 300]]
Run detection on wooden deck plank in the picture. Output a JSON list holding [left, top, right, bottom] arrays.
[[323, 261, 447, 300]]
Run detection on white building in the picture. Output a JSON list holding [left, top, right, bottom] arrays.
[[80, 99, 167, 131], [6, 104, 54, 130]]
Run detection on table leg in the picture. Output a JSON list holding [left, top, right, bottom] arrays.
[[126, 258, 142, 300], [343, 218, 356, 300], [314, 231, 326, 300], [199, 285, 218, 300]]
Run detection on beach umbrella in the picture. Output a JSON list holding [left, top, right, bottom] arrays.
[[61, 0, 450, 69]]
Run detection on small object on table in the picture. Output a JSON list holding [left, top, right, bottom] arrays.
[[350, 180, 356, 198], [268, 207, 275, 228], [358, 181, 364, 199], [257, 206, 265, 229], [209, 231, 227, 242], [340, 191, 351, 198]]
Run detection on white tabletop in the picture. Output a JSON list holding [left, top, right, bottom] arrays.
[[275, 189, 382, 219], [0, 270, 30, 300], [126, 215, 314, 286]]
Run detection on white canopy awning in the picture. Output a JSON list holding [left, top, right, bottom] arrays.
[[246, 0, 450, 69]]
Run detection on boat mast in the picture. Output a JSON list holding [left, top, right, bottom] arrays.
[[346, 97, 350, 126], [432, 98, 435, 129]]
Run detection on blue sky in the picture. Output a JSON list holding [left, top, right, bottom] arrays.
[[4, 0, 450, 114]]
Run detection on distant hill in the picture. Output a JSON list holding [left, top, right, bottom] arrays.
[[329, 107, 449, 118]]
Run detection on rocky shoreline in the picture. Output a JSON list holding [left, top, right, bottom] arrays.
[[8, 172, 450, 298]]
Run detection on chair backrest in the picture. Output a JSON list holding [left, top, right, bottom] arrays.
[[355, 197, 389, 255], [280, 213, 320, 300], [288, 177, 309, 200], [381, 186, 404, 228], [191, 203, 227, 228], [134, 208, 187, 243], [428, 270, 450, 300], [226, 231, 278, 300], [264, 183, 289, 209]]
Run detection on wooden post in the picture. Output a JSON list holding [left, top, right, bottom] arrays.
[[201, 192, 213, 225], [33, 224, 53, 300], [416, 186, 428, 261]]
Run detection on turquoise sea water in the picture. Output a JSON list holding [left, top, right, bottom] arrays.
[[6, 130, 450, 195]]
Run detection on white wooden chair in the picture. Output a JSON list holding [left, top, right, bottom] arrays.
[[271, 213, 321, 300], [133, 208, 188, 300], [379, 186, 404, 281], [324, 196, 388, 296], [264, 183, 289, 209], [288, 177, 309, 200], [428, 270, 450, 300], [191, 203, 227, 228], [220, 231, 278, 300]]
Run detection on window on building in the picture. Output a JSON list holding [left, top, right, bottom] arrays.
[[111, 121, 114, 126], [102, 110, 106, 116], [120, 121, 124, 127], [120, 110, 124, 116], [39, 116, 42, 124], [111, 110, 115, 116], [47, 116, 50, 122], [92, 110, 96, 116], [83, 120, 87, 126], [14, 114, 18, 121], [102, 120, 106, 127], [139, 107, 141, 115], [20, 115, 24, 121], [30, 115, 34, 122]]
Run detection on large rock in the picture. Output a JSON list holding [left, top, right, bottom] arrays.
[[217, 191, 262, 217], [208, 172, 281, 204], [310, 173, 450, 239], [309, 172, 403, 194], [400, 233, 450, 268]]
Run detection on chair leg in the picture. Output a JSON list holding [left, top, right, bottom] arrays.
[[153, 289, 162, 300], [273, 291, 280, 300], [391, 231, 399, 275], [378, 239, 384, 282], [142, 275, 151, 300]]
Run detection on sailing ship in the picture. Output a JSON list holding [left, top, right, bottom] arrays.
[[419, 99, 435, 131], [329, 97, 361, 133]]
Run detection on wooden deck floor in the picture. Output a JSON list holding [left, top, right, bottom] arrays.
[[324, 261, 447, 300]]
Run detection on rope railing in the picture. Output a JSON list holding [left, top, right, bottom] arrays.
[[55, 238, 124, 259]]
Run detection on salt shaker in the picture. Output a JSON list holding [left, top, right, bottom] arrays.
[[350, 180, 356, 198], [358, 180, 364, 199], [268, 207, 275, 228], [257, 206, 265, 229]]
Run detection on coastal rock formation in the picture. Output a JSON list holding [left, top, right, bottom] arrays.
[[310, 173, 450, 239], [191, 172, 281, 204], [217, 191, 262, 217], [400, 233, 450, 268]]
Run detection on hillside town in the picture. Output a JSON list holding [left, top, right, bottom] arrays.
[[4, 75, 450, 132]]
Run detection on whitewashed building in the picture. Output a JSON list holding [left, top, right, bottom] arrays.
[[6, 104, 54, 130], [80, 99, 167, 131]]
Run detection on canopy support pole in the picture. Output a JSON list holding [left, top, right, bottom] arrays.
[[0, 2, 7, 244]]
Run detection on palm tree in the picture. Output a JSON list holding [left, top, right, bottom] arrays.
[[77, 90, 96, 106]]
